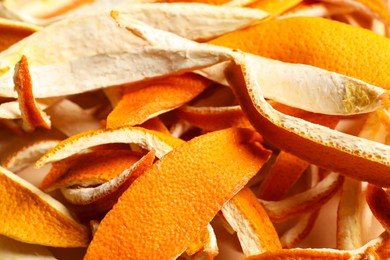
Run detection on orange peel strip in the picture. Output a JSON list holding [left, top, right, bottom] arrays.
[[177, 105, 253, 131], [225, 53, 390, 186], [35, 126, 184, 168], [337, 178, 363, 250], [0, 166, 89, 247], [60, 150, 155, 205], [13, 55, 51, 132], [184, 224, 219, 259], [258, 151, 309, 201], [40, 149, 144, 192], [260, 172, 343, 222], [106, 73, 211, 129], [221, 187, 282, 256], [84, 127, 271, 259], [366, 184, 390, 233], [280, 2, 355, 18], [2, 139, 59, 172]]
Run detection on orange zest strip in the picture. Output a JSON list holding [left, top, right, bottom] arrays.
[[13, 55, 51, 132], [39, 150, 144, 192], [260, 172, 343, 222], [35, 126, 184, 168], [209, 16, 390, 90], [337, 178, 362, 250], [0, 166, 89, 247], [61, 150, 156, 205], [84, 128, 271, 259], [106, 73, 211, 129], [366, 184, 390, 232], [244, 248, 352, 260], [1, 139, 59, 172], [221, 187, 282, 256], [225, 54, 390, 187], [258, 151, 309, 201], [177, 105, 253, 131]]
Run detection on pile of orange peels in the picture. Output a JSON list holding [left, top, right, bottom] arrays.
[[0, 0, 390, 259]]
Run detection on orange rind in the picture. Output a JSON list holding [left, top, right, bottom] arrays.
[[183, 224, 219, 259], [0, 166, 89, 247], [84, 128, 271, 259], [221, 187, 282, 256]]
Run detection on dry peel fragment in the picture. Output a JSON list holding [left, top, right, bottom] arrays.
[[221, 187, 282, 256], [13, 55, 50, 131], [106, 73, 212, 129], [84, 128, 270, 259], [2, 139, 59, 172], [247, 0, 303, 15], [39, 150, 144, 191], [36, 126, 183, 168], [60, 150, 155, 205], [366, 184, 390, 233], [0, 166, 89, 247], [226, 53, 390, 187]]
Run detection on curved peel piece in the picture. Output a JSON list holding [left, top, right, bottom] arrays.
[[84, 128, 271, 259], [0, 166, 89, 247], [184, 224, 219, 259], [225, 53, 390, 187], [366, 184, 390, 233], [61, 150, 155, 205], [221, 187, 282, 256], [35, 126, 183, 168]]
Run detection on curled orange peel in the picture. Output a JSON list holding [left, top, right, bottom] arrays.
[[225, 53, 390, 187], [13, 55, 51, 132], [60, 150, 155, 205], [35, 126, 184, 168], [84, 128, 270, 259], [221, 187, 282, 256], [184, 224, 219, 259], [366, 184, 390, 233], [106, 73, 211, 129], [39, 149, 144, 192], [0, 166, 89, 247]]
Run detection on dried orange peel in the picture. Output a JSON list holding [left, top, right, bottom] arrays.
[[0, 166, 89, 247], [84, 128, 271, 259]]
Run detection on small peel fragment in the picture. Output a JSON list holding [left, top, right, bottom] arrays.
[[0, 17, 40, 52], [184, 224, 219, 259], [84, 128, 271, 259], [61, 150, 155, 205], [13, 55, 51, 132], [35, 126, 184, 168], [225, 53, 390, 187], [0, 166, 89, 247], [366, 184, 390, 233], [221, 187, 282, 256]]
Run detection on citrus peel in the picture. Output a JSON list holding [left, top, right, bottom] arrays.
[[13, 55, 51, 132], [221, 187, 282, 256], [35, 126, 184, 168], [84, 127, 271, 259], [0, 166, 89, 247], [225, 53, 390, 187]]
